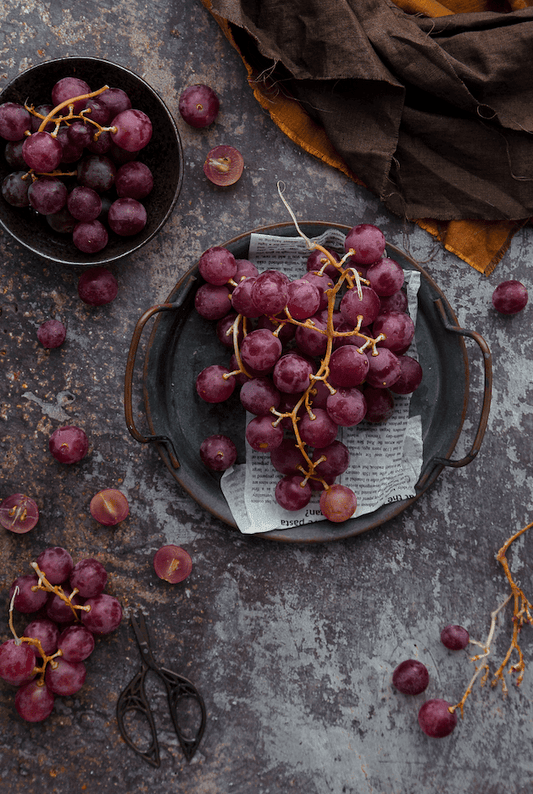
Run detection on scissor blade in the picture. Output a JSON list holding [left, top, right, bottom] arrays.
[[158, 667, 207, 762], [116, 667, 161, 768]]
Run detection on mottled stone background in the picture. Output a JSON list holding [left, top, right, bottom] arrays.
[[0, 2, 532, 792]]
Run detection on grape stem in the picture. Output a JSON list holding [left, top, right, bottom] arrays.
[[30, 561, 91, 619], [449, 520, 533, 717], [8, 586, 63, 685], [36, 85, 110, 134]]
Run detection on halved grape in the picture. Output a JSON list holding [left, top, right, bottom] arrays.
[[392, 659, 429, 695], [37, 319, 66, 349], [0, 494, 39, 533], [418, 699, 457, 738], [15, 680, 55, 722], [77, 267, 118, 305], [204, 145, 244, 186], [49, 425, 89, 464], [90, 489, 129, 526], [319, 484, 357, 522], [179, 84, 220, 127], [492, 280, 528, 314], [440, 624, 470, 650], [200, 434, 238, 471], [153, 545, 193, 583]]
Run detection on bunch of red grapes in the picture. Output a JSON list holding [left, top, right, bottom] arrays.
[[0, 547, 122, 722], [195, 223, 423, 523], [0, 76, 154, 253]]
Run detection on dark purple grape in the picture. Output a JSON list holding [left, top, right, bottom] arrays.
[[49, 425, 89, 464], [46, 205, 77, 234], [4, 139, 26, 168], [418, 699, 457, 738], [234, 259, 259, 280], [83, 98, 110, 125], [245, 415, 284, 452], [2, 171, 30, 208], [0, 494, 39, 533], [9, 574, 48, 614], [23, 618, 60, 658], [67, 120, 93, 149], [272, 352, 314, 394], [108, 141, 138, 165], [196, 365, 235, 403], [200, 434, 238, 471], [179, 84, 220, 128], [198, 246, 237, 286], [366, 258, 404, 296], [298, 408, 338, 449], [392, 659, 429, 695], [28, 176, 67, 215], [54, 125, 84, 163], [240, 376, 281, 415], [15, 680, 55, 722], [302, 271, 334, 311], [231, 278, 262, 318], [86, 130, 113, 155], [492, 280, 528, 314], [67, 186, 102, 221], [77, 267, 118, 305], [365, 348, 401, 389], [240, 329, 282, 374], [320, 485, 357, 522], [0, 101, 32, 141], [115, 160, 153, 199], [389, 356, 423, 395], [77, 154, 116, 192], [37, 319, 66, 349], [363, 386, 394, 423], [306, 247, 340, 279], [440, 624, 470, 650], [153, 546, 193, 583], [344, 223, 386, 265], [251, 270, 289, 315], [204, 145, 243, 186], [311, 440, 350, 478], [216, 313, 242, 348], [22, 131, 63, 172], [295, 316, 328, 357], [81, 593, 122, 635], [340, 284, 381, 327], [326, 387, 367, 427], [379, 290, 408, 314], [0, 639, 36, 686], [51, 76, 92, 114], [30, 104, 54, 133], [45, 657, 86, 696], [373, 311, 415, 353], [46, 587, 83, 624], [107, 197, 147, 235], [110, 109, 152, 152], [69, 558, 107, 598], [195, 283, 232, 320], [98, 87, 132, 118], [328, 346, 369, 388], [287, 278, 321, 320], [275, 475, 312, 511], [36, 547, 74, 585], [270, 438, 305, 476], [57, 625, 95, 662]]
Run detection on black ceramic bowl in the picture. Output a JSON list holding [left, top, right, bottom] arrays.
[[0, 57, 184, 267]]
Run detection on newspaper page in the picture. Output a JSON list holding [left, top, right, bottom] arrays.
[[221, 230, 423, 534]]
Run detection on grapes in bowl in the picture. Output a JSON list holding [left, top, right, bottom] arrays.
[[0, 57, 184, 268]]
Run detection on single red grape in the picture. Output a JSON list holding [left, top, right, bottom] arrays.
[[440, 624, 470, 650], [320, 484, 357, 522], [77, 267, 118, 305], [179, 84, 220, 128], [15, 680, 55, 722], [491, 280, 528, 314], [344, 223, 386, 265], [37, 319, 66, 349], [153, 545, 193, 583], [275, 475, 312, 511], [418, 699, 457, 738], [36, 546, 73, 584], [49, 425, 89, 464], [200, 434, 238, 471], [392, 659, 429, 695]]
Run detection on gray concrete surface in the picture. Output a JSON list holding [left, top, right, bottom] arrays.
[[0, 1, 532, 792]]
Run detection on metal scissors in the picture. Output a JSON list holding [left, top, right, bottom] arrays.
[[116, 610, 206, 767]]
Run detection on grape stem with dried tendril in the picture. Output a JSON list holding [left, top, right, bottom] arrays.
[[224, 185, 385, 492], [449, 520, 533, 717]]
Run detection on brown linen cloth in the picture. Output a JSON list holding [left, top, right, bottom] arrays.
[[202, 0, 533, 273]]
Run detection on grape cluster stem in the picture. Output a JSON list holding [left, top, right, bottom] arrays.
[[449, 520, 533, 717], [8, 586, 63, 687]]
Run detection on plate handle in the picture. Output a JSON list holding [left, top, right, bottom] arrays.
[[124, 302, 181, 469], [431, 297, 492, 469]]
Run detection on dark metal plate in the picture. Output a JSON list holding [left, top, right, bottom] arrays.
[[135, 222, 485, 543]]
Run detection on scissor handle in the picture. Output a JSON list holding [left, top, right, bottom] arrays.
[[116, 666, 161, 768], [158, 667, 207, 762]]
